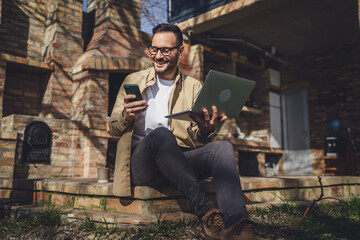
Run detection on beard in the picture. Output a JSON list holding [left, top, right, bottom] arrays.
[[153, 53, 179, 77]]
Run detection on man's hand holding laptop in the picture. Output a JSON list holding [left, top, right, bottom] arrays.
[[190, 105, 227, 135]]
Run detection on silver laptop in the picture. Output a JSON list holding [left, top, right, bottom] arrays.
[[165, 70, 255, 121]]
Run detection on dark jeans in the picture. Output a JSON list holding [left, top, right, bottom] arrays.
[[131, 127, 248, 227]]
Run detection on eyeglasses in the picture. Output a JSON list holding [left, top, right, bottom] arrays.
[[147, 45, 180, 56]]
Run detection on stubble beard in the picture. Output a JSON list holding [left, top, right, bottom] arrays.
[[153, 54, 179, 77]]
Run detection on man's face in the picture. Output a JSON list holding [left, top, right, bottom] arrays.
[[150, 32, 183, 79]]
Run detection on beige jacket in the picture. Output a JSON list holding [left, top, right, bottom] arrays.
[[109, 67, 216, 196]]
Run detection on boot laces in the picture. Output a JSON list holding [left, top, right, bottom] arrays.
[[205, 211, 224, 232]]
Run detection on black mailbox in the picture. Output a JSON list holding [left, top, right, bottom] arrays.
[[22, 121, 52, 164]]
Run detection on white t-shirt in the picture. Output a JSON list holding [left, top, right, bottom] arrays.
[[132, 77, 175, 147]]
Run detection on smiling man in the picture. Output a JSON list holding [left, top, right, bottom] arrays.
[[151, 31, 180, 79], [109, 23, 267, 240]]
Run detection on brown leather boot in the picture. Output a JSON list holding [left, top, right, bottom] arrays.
[[201, 208, 225, 239], [220, 218, 268, 240]]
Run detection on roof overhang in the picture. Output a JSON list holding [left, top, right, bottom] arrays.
[[177, 0, 360, 61]]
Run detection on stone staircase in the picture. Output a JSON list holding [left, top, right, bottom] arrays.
[[1, 176, 360, 225]]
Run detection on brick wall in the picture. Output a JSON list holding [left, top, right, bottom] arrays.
[[82, 0, 150, 62], [42, 0, 84, 119], [0, 0, 86, 179], [282, 40, 360, 175], [3, 63, 51, 117], [83, 135, 108, 177], [188, 44, 204, 81], [71, 0, 153, 177], [71, 70, 109, 177], [0, 132, 17, 178], [2, 115, 84, 179], [72, 71, 109, 130], [0, 0, 46, 60]]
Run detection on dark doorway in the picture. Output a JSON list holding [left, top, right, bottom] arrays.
[[108, 72, 130, 116], [107, 72, 130, 176]]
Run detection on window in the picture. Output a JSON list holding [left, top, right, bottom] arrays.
[[269, 91, 282, 148]]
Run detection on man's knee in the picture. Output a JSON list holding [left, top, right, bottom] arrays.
[[208, 141, 235, 165], [148, 127, 176, 145], [210, 141, 233, 152], [149, 127, 173, 138]]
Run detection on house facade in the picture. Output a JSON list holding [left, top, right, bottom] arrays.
[[0, 0, 359, 182], [171, 0, 360, 176]]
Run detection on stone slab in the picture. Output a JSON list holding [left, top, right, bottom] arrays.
[[2, 176, 360, 199]]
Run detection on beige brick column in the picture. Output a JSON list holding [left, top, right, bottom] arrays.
[[83, 135, 108, 178], [41, 0, 83, 119], [72, 70, 109, 177], [189, 44, 205, 81], [72, 71, 108, 130]]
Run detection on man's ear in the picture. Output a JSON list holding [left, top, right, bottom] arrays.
[[178, 45, 184, 59]]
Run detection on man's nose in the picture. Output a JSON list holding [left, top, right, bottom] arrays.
[[155, 49, 164, 59]]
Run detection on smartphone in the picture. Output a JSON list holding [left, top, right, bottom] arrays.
[[124, 84, 143, 102]]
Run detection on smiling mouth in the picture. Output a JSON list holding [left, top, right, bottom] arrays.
[[155, 61, 167, 67]]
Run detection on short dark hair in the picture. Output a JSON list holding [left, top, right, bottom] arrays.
[[152, 23, 183, 46]]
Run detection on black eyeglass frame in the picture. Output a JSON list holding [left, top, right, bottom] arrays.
[[147, 45, 181, 56]]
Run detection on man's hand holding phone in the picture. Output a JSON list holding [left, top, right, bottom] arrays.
[[123, 84, 148, 121]]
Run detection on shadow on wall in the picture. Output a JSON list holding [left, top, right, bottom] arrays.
[[0, 0, 29, 58], [3, 62, 51, 118]]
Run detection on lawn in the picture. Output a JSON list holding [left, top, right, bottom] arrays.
[[1, 197, 360, 239]]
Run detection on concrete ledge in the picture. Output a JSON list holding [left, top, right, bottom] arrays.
[[1, 176, 360, 198], [1, 176, 359, 224]]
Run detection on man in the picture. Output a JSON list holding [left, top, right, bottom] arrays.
[[109, 23, 266, 240]]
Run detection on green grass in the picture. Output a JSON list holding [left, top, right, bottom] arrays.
[[75, 214, 203, 240], [249, 196, 360, 240], [0, 205, 63, 239], [78, 215, 120, 239], [40, 205, 62, 227], [1, 197, 360, 239]]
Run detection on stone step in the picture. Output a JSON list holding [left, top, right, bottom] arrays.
[[1, 176, 359, 221], [8, 204, 196, 225]]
